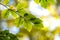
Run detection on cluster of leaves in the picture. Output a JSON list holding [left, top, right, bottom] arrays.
[[1, 0, 43, 32], [0, 0, 9, 5], [34, 0, 55, 8], [0, 30, 18, 40], [2, 9, 43, 32]]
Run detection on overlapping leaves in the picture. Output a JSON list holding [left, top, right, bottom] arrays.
[[1, 9, 43, 32], [2, 9, 10, 18], [34, 0, 55, 8], [15, 17, 24, 27], [1, 0, 43, 32], [0, 30, 18, 40], [15, 12, 43, 32], [1, 9, 18, 19], [24, 13, 43, 31], [16, 2, 28, 10]]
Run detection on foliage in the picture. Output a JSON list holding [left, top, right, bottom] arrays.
[[3, 0, 9, 5], [1, 0, 43, 32], [34, 0, 55, 8], [0, 30, 18, 40], [0, 0, 57, 40]]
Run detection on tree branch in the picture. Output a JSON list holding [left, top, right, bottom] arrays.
[[0, 3, 25, 19], [0, 3, 9, 9]]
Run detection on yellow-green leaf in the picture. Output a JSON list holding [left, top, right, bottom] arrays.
[[2, 10, 9, 18], [16, 2, 28, 10], [15, 18, 24, 27], [3, 0, 9, 5], [18, 9, 26, 16], [34, 0, 40, 4], [34, 0, 55, 8], [24, 21, 32, 32], [10, 11, 19, 19]]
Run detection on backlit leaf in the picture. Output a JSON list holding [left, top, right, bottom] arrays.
[[24, 21, 32, 32], [18, 9, 26, 16], [34, 0, 55, 8], [10, 10, 19, 19], [3, 0, 9, 5], [34, 0, 40, 4], [2, 10, 10, 18], [15, 18, 24, 27], [16, 2, 28, 10]]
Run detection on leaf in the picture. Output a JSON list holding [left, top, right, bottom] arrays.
[[18, 9, 26, 16], [10, 11, 19, 19], [30, 18, 42, 24], [34, 23, 43, 30], [23, 21, 32, 32], [16, 2, 28, 10], [2, 10, 10, 18], [24, 13, 43, 30], [40, 0, 48, 8], [3, 0, 9, 5], [24, 13, 36, 20], [30, 18, 43, 29], [24, 13, 43, 29], [34, 0, 40, 4], [15, 18, 24, 27], [24, 13, 28, 16], [47, 0, 55, 4], [0, 30, 18, 40], [34, 0, 55, 8], [3, 30, 9, 34]]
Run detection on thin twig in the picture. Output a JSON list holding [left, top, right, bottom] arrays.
[[0, 3, 9, 9], [0, 3, 25, 19]]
